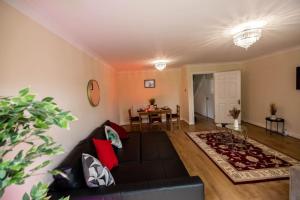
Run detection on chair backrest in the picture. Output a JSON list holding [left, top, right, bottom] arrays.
[[176, 105, 180, 115], [149, 112, 162, 123], [128, 109, 132, 119]]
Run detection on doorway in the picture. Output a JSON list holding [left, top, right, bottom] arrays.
[[193, 73, 215, 122], [214, 70, 241, 124]]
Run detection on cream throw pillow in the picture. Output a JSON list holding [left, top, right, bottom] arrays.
[[104, 125, 122, 148]]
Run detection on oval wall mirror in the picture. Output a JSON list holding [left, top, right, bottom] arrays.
[[87, 79, 100, 107]]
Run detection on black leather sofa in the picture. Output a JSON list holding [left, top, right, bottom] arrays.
[[48, 121, 204, 200]]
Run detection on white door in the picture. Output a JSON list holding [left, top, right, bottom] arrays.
[[214, 70, 241, 124]]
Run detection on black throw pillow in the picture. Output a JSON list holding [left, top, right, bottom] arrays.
[[52, 166, 86, 190]]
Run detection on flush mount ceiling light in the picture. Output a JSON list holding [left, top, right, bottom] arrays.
[[231, 20, 267, 50], [153, 60, 168, 71]]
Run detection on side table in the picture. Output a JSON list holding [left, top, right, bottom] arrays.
[[265, 117, 285, 134]]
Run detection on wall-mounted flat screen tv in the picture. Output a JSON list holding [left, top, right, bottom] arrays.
[[297, 66, 300, 90]]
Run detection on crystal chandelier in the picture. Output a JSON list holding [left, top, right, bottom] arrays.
[[154, 60, 167, 71], [233, 28, 262, 49], [231, 20, 266, 50]]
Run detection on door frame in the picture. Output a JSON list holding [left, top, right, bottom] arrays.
[[190, 71, 215, 125]]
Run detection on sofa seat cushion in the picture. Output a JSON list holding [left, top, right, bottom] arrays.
[[141, 160, 189, 181], [141, 131, 178, 161], [111, 162, 166, 184], [111, 159, 189, 185], [114, 132, 140, 163], [162, 159, 189, 178], [111, 163, 150, 184]]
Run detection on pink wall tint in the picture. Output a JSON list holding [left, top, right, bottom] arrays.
[[117, 68, 181, 124], [0, 2, 118, 199]]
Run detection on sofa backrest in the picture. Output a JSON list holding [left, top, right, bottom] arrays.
[[50, 121, 110, 191]]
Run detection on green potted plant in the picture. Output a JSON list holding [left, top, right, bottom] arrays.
[[229, 107, 241, 128], [148, 98, 156, 111], [149, 98, 156, 106], [270, 103, 277, 120], [0, 88, 76, 200]]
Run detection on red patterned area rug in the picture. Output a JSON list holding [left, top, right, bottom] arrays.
[[186, 129, 300, 183]]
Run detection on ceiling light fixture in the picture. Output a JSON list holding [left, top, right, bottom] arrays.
[[231, 20, 267, 49], [153, 60, 168, 71]]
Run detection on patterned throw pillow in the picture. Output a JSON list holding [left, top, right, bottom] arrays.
[[105, 125, 122, 148], [82, 153, 115, 188]]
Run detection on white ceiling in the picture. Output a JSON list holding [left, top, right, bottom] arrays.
[[5, 0, 300, 71]]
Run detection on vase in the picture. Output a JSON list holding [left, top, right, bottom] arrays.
[[149, 105, 155, 111], [234, 119, 239, 128]]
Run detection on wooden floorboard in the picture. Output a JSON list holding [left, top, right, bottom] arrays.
[[124, 116, 300, 200]]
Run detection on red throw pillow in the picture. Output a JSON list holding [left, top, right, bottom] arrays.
[[109, 121, 129, 139], [92, 138, 118, 170]]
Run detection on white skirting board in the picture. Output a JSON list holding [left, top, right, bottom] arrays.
[[243, 119, 300, 140]]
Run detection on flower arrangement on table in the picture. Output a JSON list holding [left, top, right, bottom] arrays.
[[148, 98, 156, 111], [270, 103, 277, 119], [229, 107, 241, 128]]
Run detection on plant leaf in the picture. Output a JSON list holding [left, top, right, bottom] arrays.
[[0, 88, 76, 196], [49, 170, 69, 180], [22, 192, 30, 200], [42, 97, 54, 102], [30, 182, 48, 199], [0, 189, 4, 198], [30, 160, 51, 172], [19, 88, 30, 96], [0, 170, 6, 179]]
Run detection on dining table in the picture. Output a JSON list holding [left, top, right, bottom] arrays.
[[137, 107, 173, 131]]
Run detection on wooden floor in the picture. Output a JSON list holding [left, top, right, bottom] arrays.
[[125, 116, 300, 200]]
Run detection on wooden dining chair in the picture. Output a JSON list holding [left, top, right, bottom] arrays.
[[128, 108, 140, 130], [149, 112, 163, 130], [167, 105, 181, 129]]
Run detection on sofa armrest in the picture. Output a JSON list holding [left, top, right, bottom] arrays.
[[49, 176, 204, 200], [290, 165, 300, 200]]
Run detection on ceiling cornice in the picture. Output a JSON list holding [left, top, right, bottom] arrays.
[[184, 61, 243, 68], [240, 45, 300, 64], [184, 45, 300, 68], [117, 66, 182, 74]]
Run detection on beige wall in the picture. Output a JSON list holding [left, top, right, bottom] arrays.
[[0, 2, 118, 199], [1, 1, 300, 199], [243, 48, 300, 138], [182, 49, 300, 138], [180, 67, 189, 122], [117, 68, 181, 124]]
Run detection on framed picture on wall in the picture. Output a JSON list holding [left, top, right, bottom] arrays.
[[144, 79, 155, 88]]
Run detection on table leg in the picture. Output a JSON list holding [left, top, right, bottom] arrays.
[[168, 111, 173, 132], [277, 122, 279, 133], [139, 116, 142, 131], [265, 120, 267, 133]]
